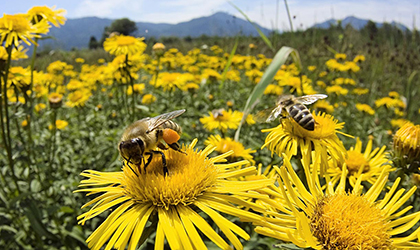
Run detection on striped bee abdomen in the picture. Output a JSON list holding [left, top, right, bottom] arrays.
[[161, 120, 182, 134], [287, 103, 315, 131]]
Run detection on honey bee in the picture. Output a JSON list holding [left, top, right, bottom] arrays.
[[254, 94, 327, 131], [211, 108, 225, 119], [118, 109, 185, 176]]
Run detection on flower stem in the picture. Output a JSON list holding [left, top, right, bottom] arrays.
[[26, 38, 39, 165], [49, 109, 57, 171], [2, 45, 20, 194]]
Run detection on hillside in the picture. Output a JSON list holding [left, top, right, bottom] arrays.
[[313, 16, 408, 31], [41, 12, 271, 50]]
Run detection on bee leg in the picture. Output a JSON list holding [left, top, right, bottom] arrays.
[[151, 150, 168, 176], [157, 142, 168, 150], [168, 142, 186, 155], [123, 155, 138, 176], [144, 152, 153, 173]]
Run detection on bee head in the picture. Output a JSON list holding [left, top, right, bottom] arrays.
[[119, 138, 145, 159], [277, 95, 294, 105]]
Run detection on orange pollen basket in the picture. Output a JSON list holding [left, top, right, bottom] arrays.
[[162, 128, 180, 144]]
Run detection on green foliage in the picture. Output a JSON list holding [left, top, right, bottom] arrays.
[[99, 18, 138, 44]]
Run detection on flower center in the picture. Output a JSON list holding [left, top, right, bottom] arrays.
[[116, 36, 136, 46], [2, 14, 32, 32], [311, 193, 391, 250], [345, 151, 370, 174], [121, 145, 218, 209]]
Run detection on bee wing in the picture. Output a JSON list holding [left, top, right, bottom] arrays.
[[296, 94, 328, 105], [254, 106, 282, 123], [146, 109, 186, 133]]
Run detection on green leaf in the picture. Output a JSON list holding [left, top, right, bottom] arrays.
[[60, 206, 74, 214], [229, 1, 274, 51], [30, 180, 42, 193], [234, 46, 302, 141], [22, 198, 59, 240], [63, 226, 87, 245]]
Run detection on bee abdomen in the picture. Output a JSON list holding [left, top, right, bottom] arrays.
[[288, 104, 315, 131], [161, 120, 182, 134]]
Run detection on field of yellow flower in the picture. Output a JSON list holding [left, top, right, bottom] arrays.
[[1, 5, 420, 250]]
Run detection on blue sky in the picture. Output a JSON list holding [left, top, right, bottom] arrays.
[[2, 0, 419, 30]]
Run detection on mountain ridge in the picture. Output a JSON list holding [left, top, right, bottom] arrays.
[[312, 16, 409, 31], [42, 12, 271, 50], [39, 13, 410, 51]]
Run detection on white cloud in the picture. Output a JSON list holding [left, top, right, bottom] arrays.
[[136, 0, 227, 23], [73, 0, 144, 18]]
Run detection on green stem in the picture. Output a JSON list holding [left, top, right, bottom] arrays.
[[49, 109, 57, 172], [154, 56, 161, 87], [27, 38, 38, 165], [2, 45, 20, 194], [125, 54, 135, 117], [284, 0, 294, 32]]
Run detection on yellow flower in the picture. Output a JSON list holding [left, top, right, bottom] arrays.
[[261, 112, 351, 174], [313, 99, 334, 113], [48, 119, 68, 130], [21, 119, 28, 127], [152, 42, 165, 55], [0, 44, 28, 60], [76, 139, 272, 250], [141, 94, 156, 104], [48, 92, 63, 108], [152, 42, 165, 50], [8, 66, 31, 90], [205, 135, 256, 165], [316, 80, 326, 88], [248, 43, 256, 49], [326, 85, 349, 95], [103, 34, 146, 56], [335, 53, 347, 60], [27, 6, 66, 27], [388, 91, 400, 98], [264, 84, 283, 95], [0, 13, 49, 47], [391, 118, 410, 128], [375, 97, 406, 109], [393, 122, 420, 165], [97, 58, 105, 64], [127, 83, 145, 95], [352, 87, 369, 95], [34, 103, 46, 112], [328, 138, 393, 187], [254, 154, 420, 249], [353, 55, 365, 62], [75, 57, 85, 63], [225, 70, 241, 82], [307, 65, 316, 71], [318, 71, 327, 77], [356, 103, 375, 115], [66, 89, 91, 107], [151, 72, 183, 92], [199, 109, 243, 132], [201, 68, 222, 82]]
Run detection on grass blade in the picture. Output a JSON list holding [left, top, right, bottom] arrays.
[[234, 46, 302, 141], [220, 37, 239, 88], [229, 1, 274, 51]]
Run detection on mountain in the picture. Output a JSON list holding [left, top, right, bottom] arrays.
[[312, 16, 409, 31], [40, 12, 271, 50]]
